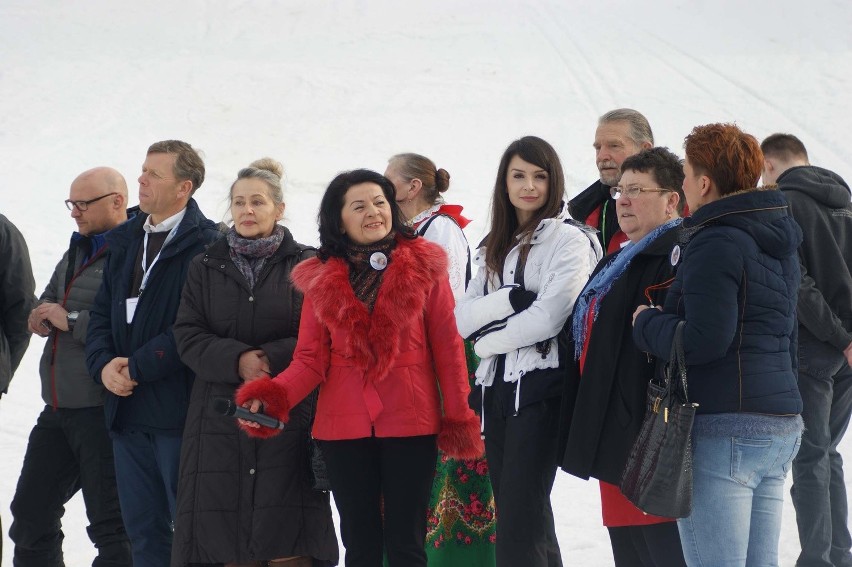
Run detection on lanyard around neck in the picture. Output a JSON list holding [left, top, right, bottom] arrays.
[[140, 228, 178, 293]]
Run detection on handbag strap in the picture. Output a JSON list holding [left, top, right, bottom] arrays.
[[666, 321, 690, 402]]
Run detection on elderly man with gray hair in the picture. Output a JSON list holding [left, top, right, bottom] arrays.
[[569, 108, 654, 254]]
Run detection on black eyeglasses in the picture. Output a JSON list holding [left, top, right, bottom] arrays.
[[64, 192, 118, 211]]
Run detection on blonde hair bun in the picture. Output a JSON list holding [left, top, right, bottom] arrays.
[[249, 157, 284, 179]]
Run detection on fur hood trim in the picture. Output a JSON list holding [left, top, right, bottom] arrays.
[[291, 235, 447, 385]]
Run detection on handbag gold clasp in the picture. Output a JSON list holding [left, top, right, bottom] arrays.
[[652, 396, 662, 414]]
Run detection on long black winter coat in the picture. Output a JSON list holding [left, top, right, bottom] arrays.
[[171, 231, 338, 566], [558, 226, 679, 485]]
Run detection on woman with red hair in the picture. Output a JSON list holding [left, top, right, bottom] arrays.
[[633, 124, 803, 566]]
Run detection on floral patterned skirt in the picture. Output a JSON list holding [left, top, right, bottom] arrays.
[[424, 341, 496, 566]]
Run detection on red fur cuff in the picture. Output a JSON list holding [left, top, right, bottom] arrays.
[[234, 378, 292, 439], [438, 415, 485, 460]]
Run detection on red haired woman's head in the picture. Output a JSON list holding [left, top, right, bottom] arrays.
[[683, 123, 763, 196]]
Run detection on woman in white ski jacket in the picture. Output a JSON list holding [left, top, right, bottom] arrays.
[[455, 136, 601, 567]]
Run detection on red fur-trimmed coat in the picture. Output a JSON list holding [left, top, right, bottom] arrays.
[[237, 235, 483, 459]]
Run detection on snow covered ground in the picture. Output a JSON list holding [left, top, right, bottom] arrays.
[[2, 0, 851, 564]]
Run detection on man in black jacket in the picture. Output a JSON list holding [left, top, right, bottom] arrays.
[[11, 167, 131, 566], [86, 141, 221, 567], [0, 211, 36, 561], [0, 213, 35, 396], [569, 108, 653, 254], [763, 133, 852, 567]]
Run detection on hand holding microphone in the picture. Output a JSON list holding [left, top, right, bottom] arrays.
[[212, 396, 285, 430]]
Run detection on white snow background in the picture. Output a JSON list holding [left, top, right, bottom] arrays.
[[2, 0, 852, 564]]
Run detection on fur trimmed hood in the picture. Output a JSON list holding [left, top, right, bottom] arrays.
[[291, 235, 448, 385]]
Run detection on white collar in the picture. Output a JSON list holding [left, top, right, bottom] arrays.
[[143, 207, 187, 234], [408, 198, 445, 227]]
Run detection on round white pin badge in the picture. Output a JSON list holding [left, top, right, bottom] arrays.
[[370, 252, 388, 270], [670, 244, 681, 267]]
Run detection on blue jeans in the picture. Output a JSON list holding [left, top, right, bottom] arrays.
[[111, 430, 182, 567], [792, 329, 852, 567], [678, 416, 802, 567]]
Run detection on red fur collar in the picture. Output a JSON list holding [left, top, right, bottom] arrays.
[[291, 235, 448, 384]]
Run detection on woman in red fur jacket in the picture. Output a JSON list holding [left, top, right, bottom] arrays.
[[236, 168, 484, 567]]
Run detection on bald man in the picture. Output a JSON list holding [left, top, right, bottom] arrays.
[[10, 167, 132, 566]]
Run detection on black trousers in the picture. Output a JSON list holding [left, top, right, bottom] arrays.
[[320, 435, 437, 567], [10, 405, 131, 567], [484, 394, 563, 567], [608, 523, 687, 567]]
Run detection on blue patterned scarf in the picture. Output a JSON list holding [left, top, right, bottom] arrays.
[[227, 224, 286, 290], [572, 218, 681, 360]]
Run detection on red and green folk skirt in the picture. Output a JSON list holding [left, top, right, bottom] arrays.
[[425, 341, 496, 566]]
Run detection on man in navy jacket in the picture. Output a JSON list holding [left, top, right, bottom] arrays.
[[763, 133, 852, 567], [86, 141, 220, 567]]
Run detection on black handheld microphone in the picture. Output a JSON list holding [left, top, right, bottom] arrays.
[[212, 396, 286, 430]]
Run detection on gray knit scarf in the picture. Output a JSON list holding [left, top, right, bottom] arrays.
[[227, 224, 286, 289]]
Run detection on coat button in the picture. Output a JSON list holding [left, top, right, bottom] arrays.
[[249, 468, 255, 475], [249, 296, 254, 302], [220, 264, 226, 269]]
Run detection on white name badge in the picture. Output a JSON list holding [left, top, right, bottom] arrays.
[[126, 297, 139, 323]]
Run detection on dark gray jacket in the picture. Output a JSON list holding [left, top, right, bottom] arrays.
[[778, 165, 852, 351], [38, 233, 110, 408], [0, 213, 35, 394]]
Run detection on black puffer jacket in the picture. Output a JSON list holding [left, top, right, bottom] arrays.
[[172, 231, 338, 566], [778, 165, 852, 351], [634, 188, 803, 415], [0, 213, 35, 394]]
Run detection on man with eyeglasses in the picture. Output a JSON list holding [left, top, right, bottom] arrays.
[[10, 167, 132, 566], [569, 108, 654, 254], [85, 140, 220, 567], [762, 133, 852, 567]]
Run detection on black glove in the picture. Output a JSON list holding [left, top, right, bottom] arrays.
[[509, 287, 537, 312]]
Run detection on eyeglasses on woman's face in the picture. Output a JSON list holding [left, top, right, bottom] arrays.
[[610, 186, 672, 199], [64, 192, 118, 211]]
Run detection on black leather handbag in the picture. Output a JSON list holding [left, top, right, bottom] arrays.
[[620, 320, 697, 518], [306, 388, 330, 492]]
